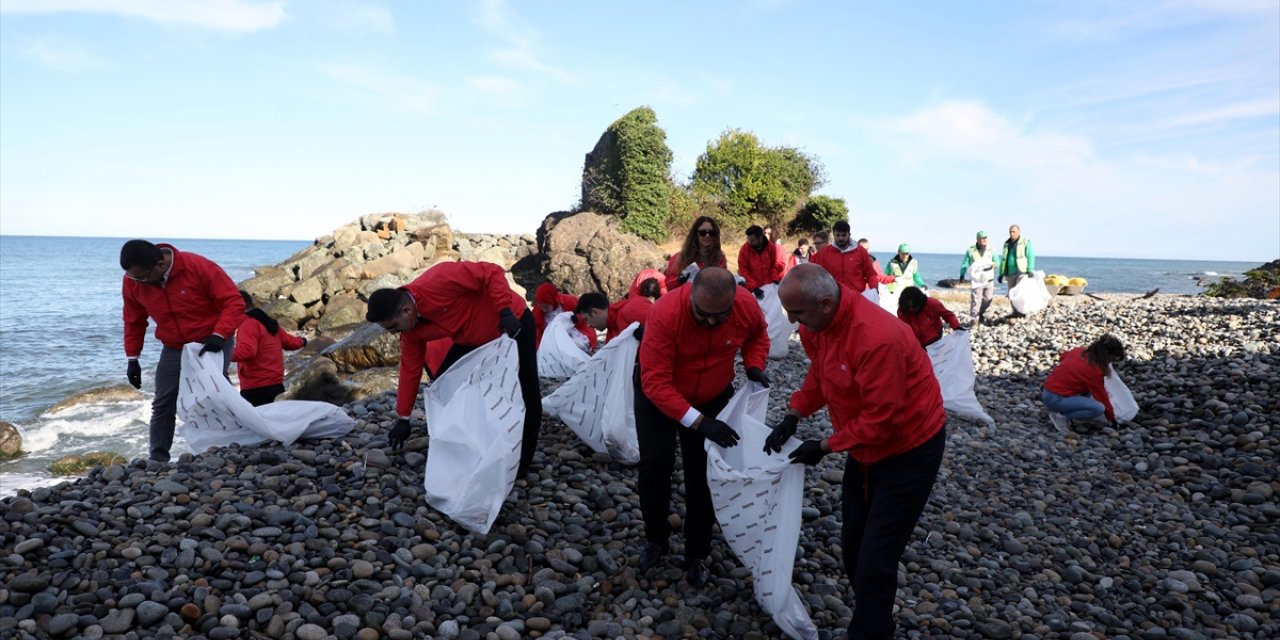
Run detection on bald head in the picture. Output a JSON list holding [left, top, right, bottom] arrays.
[[690, 267, 737, 327], [778, 264, 841, 332]]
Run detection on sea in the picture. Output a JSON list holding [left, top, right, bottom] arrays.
[[0, 235, 1265, 497]]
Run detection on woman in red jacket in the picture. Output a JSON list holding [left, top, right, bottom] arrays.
[[232, 291, 307, 406], [665, 216, 727, 290], [1042, 334, 1126, 430], [896, 287, 961, 347]]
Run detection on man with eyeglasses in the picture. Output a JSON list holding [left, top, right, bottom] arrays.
[[120, 239, 245, 462], [810, 220, 879, 293], [633, 267, 770, 587], [364, 260, 541, 475]]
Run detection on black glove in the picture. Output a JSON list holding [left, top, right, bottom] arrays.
[[997, 276, 1004, 284], [301, 337, 308, 347], [126, 359, 142, 389], [752, 288, 764, 300], [198, 335, 226, 356], [389, 418, 412, 448], [498, 308, 521, 338], [633, 325, 645, 341], [676, 272, 690, 284], [956, 326, 968, 332], [696, 417, 740, 448], [763, 414, 799, 454], [745, 367, 770, 388], [1108, 419, 1119, 429], [788, 439, 828, 465]]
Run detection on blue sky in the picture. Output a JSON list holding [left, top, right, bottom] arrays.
[[1, 0, 1277, 261]]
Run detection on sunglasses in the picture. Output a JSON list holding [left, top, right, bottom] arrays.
[[691, 297, 733, 320], [697, 228, 719, 238]]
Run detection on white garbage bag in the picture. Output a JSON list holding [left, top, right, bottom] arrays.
[[925, 331, 994, 425], [967, 261, 995, 286], [177, 344, 355, 454], [876, 282, 904, 315], [1105, 366, 1139, 423], [758, 283, 795, 359], [537, 311, 590, 379], [861, 287, 880, 306], [543, 322, 641, 464], [706, 383, 818, 640], [422, 336, 525, 534], [1009, 270, 1052, 315]]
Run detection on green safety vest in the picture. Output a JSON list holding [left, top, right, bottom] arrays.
[[1000, 238, 1030, 276]]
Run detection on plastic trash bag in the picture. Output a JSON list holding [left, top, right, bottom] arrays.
[[537, 311, 591, 379], [757, 283, 795, 359], [861, 287, 880, 306], [177, 344, 355, 454], [876, 282, 904, 315], [421, 336, 525, 534], [925, 331, 994, 425], [967, 261, 996, 286], [543, 322, 641, 464], [1105, 366, 1139, 423], [706, 382, 819, 640], [1009, 270, 1052, 315]]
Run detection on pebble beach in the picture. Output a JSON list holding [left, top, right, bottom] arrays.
[[1, 293, 1276, 640]]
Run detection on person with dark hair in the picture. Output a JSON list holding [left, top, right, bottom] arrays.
[[785, 238, 810, 275], [120, 239, 245, 462], [365, 261, 542, 473], [810, 220, 879, 292], [1042, 334, 1127, 431], [811, 230, 830, 254], [768, 264, 946, 640], [575, 292, 611, 335], [599, 270, 665, 341], [232, 291, 308, 406], [896, 287, 962, 347], [737, 225, 784, 298], [665, 216, 727, 290], [634, 267, 770, 587], [533, 282, 597, 351]]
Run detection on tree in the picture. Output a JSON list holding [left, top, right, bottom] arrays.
[[788, 195, 849, 235], [580, 107, 674, 243], [690, 129, 825, 232]]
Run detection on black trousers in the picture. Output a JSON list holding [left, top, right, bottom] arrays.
[[634, 379, 733, 560], [435, 309, 542, 475], [241, 383, 285, 407], [842, 426, 946, 640]]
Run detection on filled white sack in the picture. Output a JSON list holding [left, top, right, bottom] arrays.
[[876, 281, 904, 315], [537, 311, 591, 379], [422, 336, 525, 534], [706, 382, 819, 640], [177, 344, 354, 454], [861, 287, 880, 306], [1105, 366, 1139, 423], [967, 261, 996, 287], [758, 283, 796, 360], [543, 322, 641, 464], [1009, 270, 1052, 315], [925, 331, 995, 425]]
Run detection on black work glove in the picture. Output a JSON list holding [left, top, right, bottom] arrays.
[[752, 288, 764, 300], [763, 414, 799, 454], [745, 367, 770, 388], [389, 418, 412, 449], [696, 417, 740, 448], [126, 359, 142, 389], [633, 325, 645, 341], [997, 275, 1004, 284], [301, 337, 308, 347], [198, 335, 226, 356], [498, 308, 521, 338], [788, 439, 828, 465], [676, 272, 690, 284]]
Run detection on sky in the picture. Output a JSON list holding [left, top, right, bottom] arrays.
[[1, 0, 1277, 261]]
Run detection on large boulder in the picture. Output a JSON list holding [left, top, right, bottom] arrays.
[[45, 384, 144, 415], [264, 298, 310, 331], [362, 246, 420, 279], [287, 278, 325, 307], [317, 295, 368, 333], [321, 323, 401, 373], [347, 367, 400, 400], [537, 211, 666, 299], [239, 269, 295, 302], [280, 356, 353, 405], [0, 421, 21, 459]]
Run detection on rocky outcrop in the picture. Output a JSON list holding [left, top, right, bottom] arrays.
[[536, 211, 666, 299], [320, 323, 401, 373], [0, 421, 21, 459], [280, 356, 353, 406], [44, 384, 144, 415], [49, 452, 127, 475]]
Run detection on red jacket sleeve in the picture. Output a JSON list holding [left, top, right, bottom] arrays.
[[858, 250, 878, 292], [665, 254, 684, 291], [737, 247, 754, 289], [122, 283, 149, 358], [638, 309, 693, 422], [280, 330, 306, 351], [770, 244, 784, 284], [396, 331, 428, 418], [789, 331, 827, 417], [929, 298, 960, 330], [231, 318, 260, 363], [196, 256, 247, 339], [827, 341, 910, 454]]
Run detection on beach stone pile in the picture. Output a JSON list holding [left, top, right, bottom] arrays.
[[1, 295, 1275, 639]]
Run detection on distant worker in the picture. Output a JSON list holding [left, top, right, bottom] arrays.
[[533, 283, 597, 352], [120, 239, 245, 462], [1042, 334, 1126, 432], [997, 224, 1035, 289], [896, 287, 962, 347], [959, 230, 996, 326], [810, 221, 878, 292], [886, 244, 927, 290], [785, 238, 810, 275], [233, 291, 308, 406], [858, 238, 896, 285], [738, 225, 785, 298], [811, 230, 830, 254], [666, 216, 727, 291]]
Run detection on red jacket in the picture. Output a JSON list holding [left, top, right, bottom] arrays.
[[394, 261, 528, 417], [122, 244, 245, 356], [607, 296, 654, 341], [665, 253, 727, 291], [737, 241, 785, 291], [640, 285, 769, 424], [897, 297, 961, 347], [1044, 347, 1115, 421], [232, 311, 306, 391], [810, 244, 879, 292], [533, 284, 598, 350], [789, 287, 945, 465], [870, 257, 896, 285]]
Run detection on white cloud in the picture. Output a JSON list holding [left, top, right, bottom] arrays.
[[0, 0, 287, 32], [468, 75, 524, 107], [17, 35, 108, 71], [883, 100, 1096, 170], [1049, 0, 1279, 42], [321, 63, 441, 114], [472, 0, 573, 83]]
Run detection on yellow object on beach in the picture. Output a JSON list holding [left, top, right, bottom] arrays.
[[1044, 274, 1069, 287], [1068, 277, 1088, 287]]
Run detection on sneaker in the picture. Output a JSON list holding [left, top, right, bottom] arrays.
[[1048, 412, 1070, 433], [685, 558, 710, 587], [637, 542, 667, 573]]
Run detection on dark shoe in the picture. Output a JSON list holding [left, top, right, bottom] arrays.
[[638, 542, 667, 573], [685, 558, 710, 587]]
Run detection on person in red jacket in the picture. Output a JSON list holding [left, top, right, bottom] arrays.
[[635, 267, 770, 587], [1042, 334, 1126, 432], [665, 216, 727, 290], [764, 264, 946, 640], [858, 238, 897, 286], [533, 283, 598, 350], [579, 277, 663, 343], [365, 261, 542, 474], [121, 240, 245, 462], [737, 225, 785, 297], [896, 287, 962, 347], [232, 291, 308, 406], [809, 220, 879, 292], [784, 238, 811, 276]]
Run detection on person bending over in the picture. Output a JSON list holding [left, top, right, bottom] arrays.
[[896, 286, 962, 348], [1042, 334, 1126, 432], [232, 291, 307, 406]]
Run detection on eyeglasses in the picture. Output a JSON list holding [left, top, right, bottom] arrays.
[[691, 296, 733, 321], [379, 303, 416, 333], [697, 228, 719, 238], [124, 262, 161, 282]]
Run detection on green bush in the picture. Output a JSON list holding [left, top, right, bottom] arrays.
[[581, 107, 674, 243], [1202, 260, 1280, 298], [691, 129, 825, 233], [788, 195, 849, 235]]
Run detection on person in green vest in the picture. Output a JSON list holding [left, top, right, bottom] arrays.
[[885, 243, 926, 292], [959, 230, 996, 326], [997, 224, 1035, 289]]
